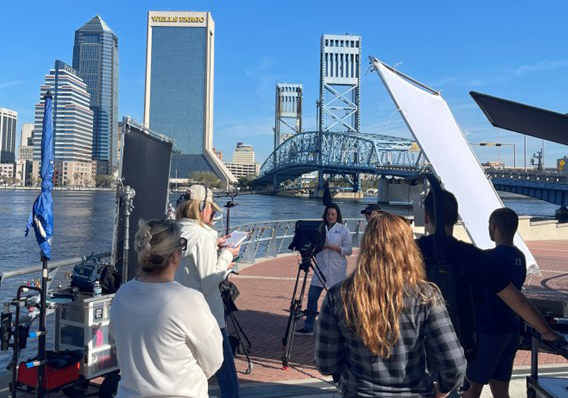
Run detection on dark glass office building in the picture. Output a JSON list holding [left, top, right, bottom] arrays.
[[73, 15, 119, 174], [144, 11, 234, 186]]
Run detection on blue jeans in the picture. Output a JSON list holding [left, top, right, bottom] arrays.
[[304, 285, 324, 332], [215, 328, 240, 398]]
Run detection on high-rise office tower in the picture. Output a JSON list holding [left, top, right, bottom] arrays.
[[73, 15, 119, 174], [19, 123, 34, 161], [0, 108, 17, 163], [33, 60, 94, 186], [18, 123, 34, 185], [224, 142, 259, 178], [144, 11, 235, 186], [232, 142, 255, 164]]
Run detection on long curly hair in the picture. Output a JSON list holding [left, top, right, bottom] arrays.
[[341, 211, 440, 358]]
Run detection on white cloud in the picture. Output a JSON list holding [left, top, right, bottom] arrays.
[[508, 60, 568, 77], [429, 76, 457, 87], [244, 58, 278, 108], [0, 80, 24, 89], [464, 59, 568, 87]]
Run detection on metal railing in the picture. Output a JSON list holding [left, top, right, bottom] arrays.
[[229, 218, 367, 263], [0, 218, 368, 288], [0, 252, 111, 290]]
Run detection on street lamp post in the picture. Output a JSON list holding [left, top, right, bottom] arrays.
[[524, 135, 527, 171], [471, 142, 516, 169]]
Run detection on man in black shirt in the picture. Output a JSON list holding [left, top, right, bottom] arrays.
[[416, 190, 559, 395], [464, 208, 527, 398]]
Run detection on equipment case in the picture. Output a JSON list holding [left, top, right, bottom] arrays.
[[55, 294, 118, 379]]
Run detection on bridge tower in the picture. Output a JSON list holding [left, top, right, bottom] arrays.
[[274, 84, 303, 150], [318, 34, 361, 133], [318, 34, 362, 191]]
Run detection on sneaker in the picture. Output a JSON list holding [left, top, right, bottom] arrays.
[[294, 328, 314, 336]]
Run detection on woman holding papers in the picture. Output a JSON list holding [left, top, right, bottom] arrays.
[[296, 203, 353, 336], [176, 184, 241, 398]]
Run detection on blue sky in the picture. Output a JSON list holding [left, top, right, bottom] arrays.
[[1, 1, 567, 167]]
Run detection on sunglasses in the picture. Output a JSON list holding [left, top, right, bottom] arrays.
[[180, 237, 188, 251], [365, 211, 413, 225]]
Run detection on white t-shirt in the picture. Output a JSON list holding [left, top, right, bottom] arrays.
[[110, 279, 223, 398]]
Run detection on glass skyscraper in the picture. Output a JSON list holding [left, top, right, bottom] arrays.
[[144, 11, 235, 186], [0, 108, 17, 163], [33, 61, 94, 185], [73, 15, 119, 174]]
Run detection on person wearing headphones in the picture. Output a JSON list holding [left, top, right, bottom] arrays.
[[176, 185, 241, 398]]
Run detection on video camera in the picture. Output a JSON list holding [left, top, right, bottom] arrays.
[[282, 220, 326, 368], [288, 220, 326, 262]]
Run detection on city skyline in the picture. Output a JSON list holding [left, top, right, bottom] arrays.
[[1, 1, 567, 168]]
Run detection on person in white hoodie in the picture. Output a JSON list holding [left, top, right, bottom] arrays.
[[111, 218, 223, 398], [295, 203, 353, 336], [176, 185, 241, 398]]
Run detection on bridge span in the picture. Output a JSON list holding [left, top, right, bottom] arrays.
[[257, 130, 424, 188], [257, 130, 568, 215]]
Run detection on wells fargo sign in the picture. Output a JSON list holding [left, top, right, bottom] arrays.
[[151, 16, 205, 23]]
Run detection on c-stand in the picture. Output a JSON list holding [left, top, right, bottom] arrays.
[[220, 191, 253, 372], [224, 191, 238, 236], [281, 245, 327, 369]]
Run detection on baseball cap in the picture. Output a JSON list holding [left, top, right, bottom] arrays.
[[182, 185, 221, 212], [361, 203, 382, 214]]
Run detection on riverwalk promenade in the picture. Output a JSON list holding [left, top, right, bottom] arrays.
[[1, 240, 567, 397]]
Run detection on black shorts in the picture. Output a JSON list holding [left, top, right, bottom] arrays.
[[466, 331, 520, 384]]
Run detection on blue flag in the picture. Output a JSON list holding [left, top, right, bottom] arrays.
[[26, 92, 54, 260]]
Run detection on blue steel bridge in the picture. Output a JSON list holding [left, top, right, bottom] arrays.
[[257, 131, 424, 189], [257, 130, 568, 209]]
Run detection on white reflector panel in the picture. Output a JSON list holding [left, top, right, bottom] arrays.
[[372, 58, 538, 273]]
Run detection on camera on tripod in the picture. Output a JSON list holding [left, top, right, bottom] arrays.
[[281, 220, 326, 368], [288, 220, 326, 267]]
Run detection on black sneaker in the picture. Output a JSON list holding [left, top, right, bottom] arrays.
[[294, 328, 314, 336]]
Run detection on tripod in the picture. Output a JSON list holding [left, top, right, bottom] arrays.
[[281, 247, 327, 369], [221, 275, 253, 374], [220, 191, 253, 372]]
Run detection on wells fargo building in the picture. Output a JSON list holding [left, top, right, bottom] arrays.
[[144, 11, 235, 186]]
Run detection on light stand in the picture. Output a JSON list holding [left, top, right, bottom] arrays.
[[224, 191, 238, 236], [119, 185, 136, 285], [37, 257, 48, 398], [281, 246, 327, 369]]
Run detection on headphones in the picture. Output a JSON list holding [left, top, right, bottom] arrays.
[[177, 184, 209, 213], [199, 184, 208, 212]]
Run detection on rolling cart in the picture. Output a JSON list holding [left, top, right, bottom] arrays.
[[5, 292, 120, 398], [525, 325, 568, 398]]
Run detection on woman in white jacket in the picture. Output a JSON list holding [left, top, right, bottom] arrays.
[[296, 203, 353, 335], [176, 185, 240, 398]]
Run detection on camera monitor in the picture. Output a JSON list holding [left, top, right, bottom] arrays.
[[288, 220, 326, 255]]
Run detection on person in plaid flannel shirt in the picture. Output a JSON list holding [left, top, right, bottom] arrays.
[[315, 211, 466, 397]]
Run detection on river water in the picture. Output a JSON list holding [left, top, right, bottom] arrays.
[[0, 189, 559, 272], [0, 189, 560, 368]]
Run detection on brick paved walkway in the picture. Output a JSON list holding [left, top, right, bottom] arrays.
[[225, 241, 568, 385]]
